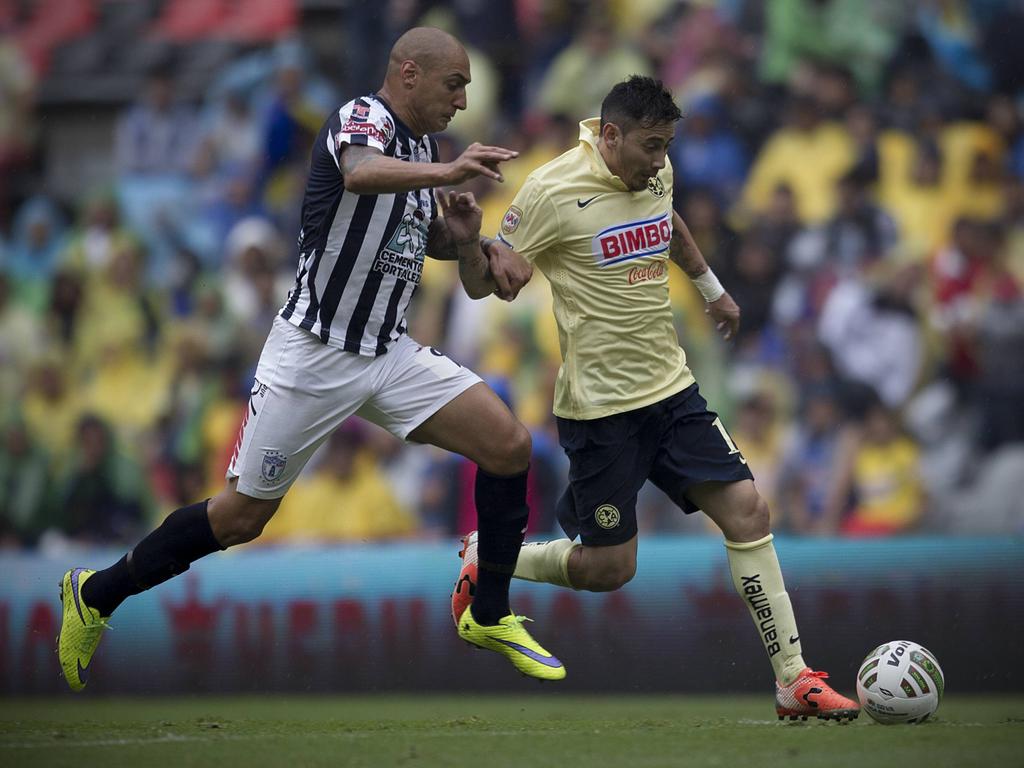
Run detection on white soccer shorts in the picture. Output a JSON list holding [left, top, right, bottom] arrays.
[[227, 315, 481, 499]]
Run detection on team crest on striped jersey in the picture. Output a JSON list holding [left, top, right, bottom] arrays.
[[376, 209, 427, 284]]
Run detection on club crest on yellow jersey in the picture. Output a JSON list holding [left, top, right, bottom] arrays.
[[647, 176, 665, 197]]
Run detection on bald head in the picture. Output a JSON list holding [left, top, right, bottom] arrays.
[[387, 27, 466, 79], [378, 27, 470, 136]]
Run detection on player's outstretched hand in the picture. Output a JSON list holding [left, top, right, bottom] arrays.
[[487, 239, 533, 301], [445, 142, 518, 184], [706, 292, 740, 340], [437, 189, 483, 244]]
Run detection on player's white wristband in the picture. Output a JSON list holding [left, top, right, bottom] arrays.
[[691, 268, 725, 302]]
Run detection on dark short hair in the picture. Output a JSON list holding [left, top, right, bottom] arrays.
[[600, 75, 682, 132]]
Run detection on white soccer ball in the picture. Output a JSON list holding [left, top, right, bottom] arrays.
[[856, 640, 944, 724]]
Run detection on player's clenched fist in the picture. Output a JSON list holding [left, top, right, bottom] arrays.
[[444, 142, 518, 184], [487, 240, 533, 302]]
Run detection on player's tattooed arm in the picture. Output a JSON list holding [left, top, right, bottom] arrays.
[[341, 142, 519, 195], [668, 210, 710, 279], [436, 190, 496, 300], [670, 210, 741, 340], [426, 216, 458, 260], [426, 218, 494, 263], [341, 144, 450, 194]]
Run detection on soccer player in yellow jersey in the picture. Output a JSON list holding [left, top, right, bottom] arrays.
[[454, 76, 859, 719]]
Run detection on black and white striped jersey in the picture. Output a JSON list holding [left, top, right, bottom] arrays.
[[279, 93, 439, 355]]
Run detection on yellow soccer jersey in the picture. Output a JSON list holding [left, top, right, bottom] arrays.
[[498, 119, 695, 420]]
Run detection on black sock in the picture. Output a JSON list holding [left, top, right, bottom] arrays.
[[81, 500, 223, 616], [472, 467, 529, 625]]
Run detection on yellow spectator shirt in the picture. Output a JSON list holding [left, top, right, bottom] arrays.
[[851, 437, 923, 531], [498, 119, 695, 420]]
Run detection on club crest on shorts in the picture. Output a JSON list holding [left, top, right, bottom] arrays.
[[594, 504, 620, 529], [261, 450, 288, 484]]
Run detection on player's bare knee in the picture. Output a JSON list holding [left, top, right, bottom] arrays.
[[729, 494, 770, 542], [222, 514, 267, 546], [480, 420, 532, 475], [208, 492, 278, 547], [578, 554, 636, 592], [750, 496, 771, 537], [586, 563, 636, 592], [506, 422, 532, 468]]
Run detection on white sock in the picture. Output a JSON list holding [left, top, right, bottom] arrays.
[[725, 534, 806, 686], [513, 539, 579, 588]]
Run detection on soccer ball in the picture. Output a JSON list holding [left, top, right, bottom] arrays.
[[856, 640, 944, 724]]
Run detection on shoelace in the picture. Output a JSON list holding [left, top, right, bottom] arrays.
[[780, 669, 830, 690], [79, 617, 112, 643], [802, 670, 857, 705]]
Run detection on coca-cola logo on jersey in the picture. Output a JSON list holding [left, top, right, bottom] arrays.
[[592, 213, 671, 267], [627, 261, 666, 284]]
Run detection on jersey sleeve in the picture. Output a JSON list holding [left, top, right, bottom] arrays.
[[496, 175, 560, 263], [326, 98, 398, 169]]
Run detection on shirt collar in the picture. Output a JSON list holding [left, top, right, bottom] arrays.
[[578, 118, 629, 191]]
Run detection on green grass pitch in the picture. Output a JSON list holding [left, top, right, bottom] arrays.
[[2, 695, 1022, 768]]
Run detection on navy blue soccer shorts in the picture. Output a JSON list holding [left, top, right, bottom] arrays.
[[554, 383, 754, 546]]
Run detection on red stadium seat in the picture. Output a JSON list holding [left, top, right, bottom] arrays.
[[214, 0, 297, 42], [150, 0, 230, 42], [0, 0, 19, 28], [16, 0, 96, 75]]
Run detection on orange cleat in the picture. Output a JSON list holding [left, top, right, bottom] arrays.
[[450, 531, 478, 626], [776, 668, 860, 722]]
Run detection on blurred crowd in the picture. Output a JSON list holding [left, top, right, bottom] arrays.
[[2, 0, 1024, 550]]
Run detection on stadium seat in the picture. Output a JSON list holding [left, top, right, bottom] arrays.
[[16, 0, 96, 75], [0, 0, 18, 28], [150, 0, 230, 42], [214, 0, 297, 42]]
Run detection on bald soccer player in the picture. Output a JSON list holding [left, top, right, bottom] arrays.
[[57, 27, 564, 692], [453, 75, 860, 718]]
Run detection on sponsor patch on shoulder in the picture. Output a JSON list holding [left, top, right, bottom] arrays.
[[501, 205, 523, 235]]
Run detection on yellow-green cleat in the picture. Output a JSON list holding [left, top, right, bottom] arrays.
[[57, 568, 110, 692], [457, 606, 565, 681]]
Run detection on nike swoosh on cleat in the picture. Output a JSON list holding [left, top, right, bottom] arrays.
[[77, 659, 89, 684], [71, 568, 87, 624], [494, 639, 563, 668], [577, 195, 600, 208]]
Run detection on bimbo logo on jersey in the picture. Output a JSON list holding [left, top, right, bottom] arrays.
[[592, 213, 671, 267]]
